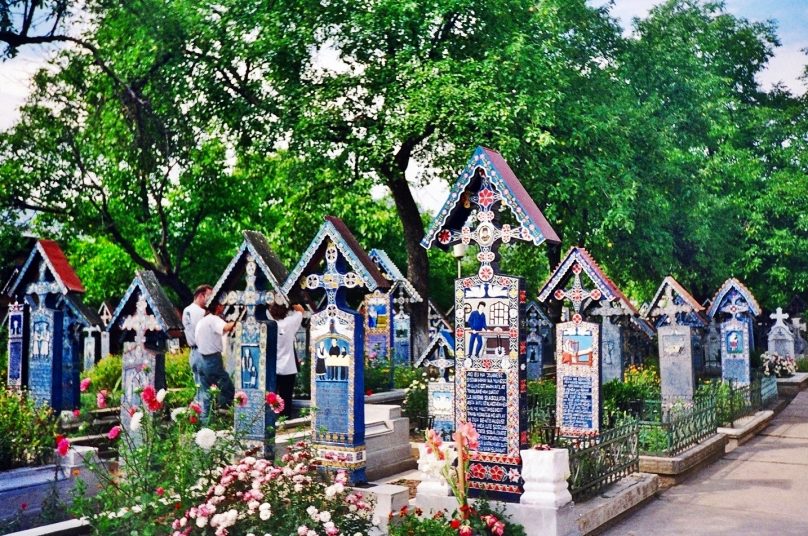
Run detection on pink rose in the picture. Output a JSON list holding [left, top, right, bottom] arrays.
[[107, 425, 122, 440], [96, 390, 108, 409], [234, 391, 248, 407], [79, 378, 91, 392]]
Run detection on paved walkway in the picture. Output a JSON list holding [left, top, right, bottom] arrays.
[[604, 391, 808, 535]]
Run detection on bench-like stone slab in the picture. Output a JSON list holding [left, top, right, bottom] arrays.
[[639, 434, 728, 486]]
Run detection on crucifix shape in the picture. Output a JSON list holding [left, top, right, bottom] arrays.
[[718, 290, 750, 318], [223, 255, 276, 332], [651, 285, 693, 325], [590, 300, 627, 323], [391, 285, 413, 314], [770, 307, 789, 327], [301, 241, 360, 308], [122, 296, 160, 348], [436, 171, 533, 281], [26, 261, 61, 311], [791, 316, 806, 335], [100, 307, 112, 326], [552, 263, 603, 317]]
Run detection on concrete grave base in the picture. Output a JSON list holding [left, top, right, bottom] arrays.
[[639, 434, 728, 487], [415, 473, 658, 536], [5, 519, 91, 536], [777, 372, 808, 397], [275, 404, 415, 481], [0, 446, 100, 524], [717, 410, 774, 451]]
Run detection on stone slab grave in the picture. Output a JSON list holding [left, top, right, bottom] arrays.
[[283, 215, 391, 483], [538, 247, 649, 391], [706, 278, 761, 386], [209, 230, 296, 458], [7, 301, 28, 389], [768, 307, 795, 357], [420, 146, 560, 501], [106, 271, 179, 434], [646, 276, 708, 398], [369, 248, 423, 366], [556, 320, 601, 435], [658, 325, 695, 400], [525, 301, 554, 380], [415, 329, 456, 438], [6, 239, 101, 412]]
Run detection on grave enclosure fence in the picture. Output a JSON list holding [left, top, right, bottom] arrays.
[[636, 397, 718, 457]]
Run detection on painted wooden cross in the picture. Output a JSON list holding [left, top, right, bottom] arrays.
[[122, 296, 160, 349], [552, 263, 602, 317], [651, 285, 693, 325], [26, 262, 61, 311], [221, 254, 276, 335], [301, 241, 360, 310], [718, 289, 750, 318], [590, 299, 626, 322], [436, 178, 533, 281], [770, 307, 789, 327]]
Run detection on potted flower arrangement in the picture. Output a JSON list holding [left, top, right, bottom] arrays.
[[392, 422, 525, 535], [761, 352, 796, 378]]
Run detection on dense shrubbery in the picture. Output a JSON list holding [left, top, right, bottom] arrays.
[[603, 365, 661, 415], [402, 373, 429, 429], [0, 389, 57, 470]]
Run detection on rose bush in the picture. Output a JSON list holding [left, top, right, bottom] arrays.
[[171, 441, 374, 536]]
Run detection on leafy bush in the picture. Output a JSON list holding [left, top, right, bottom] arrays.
[[0, 388, 57, 469], [402, 373, 429, 429], [82, 354, 122, 394], [171, 442, 375, 535], [71, 388, 253, 535], [638, 424, 670, 455], [526, 379, 556, 405], [166, 349, 195, 390], [604, 364, 660, 415], [797, 357, 808, 373]]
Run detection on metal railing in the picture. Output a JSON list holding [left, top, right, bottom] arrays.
[[760, 375, 779, 407], [637, 397, 718, 457], [562, 421, 639, 501]]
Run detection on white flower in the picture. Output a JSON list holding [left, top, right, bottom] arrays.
[[214, 485, 225, 496], [130, 411, 144, 432], [156, 388, 167, 402], [195, 428, 217, 450], [196, 516, 208, 528], [131, 505, 142, 514], [260, 509, 272, 521], [319, 511, 331, 523], [171, 407, 187, 422]]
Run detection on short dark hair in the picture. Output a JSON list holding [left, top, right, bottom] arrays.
[[269, 302, 289, 320], [194, 284, 213, 298]]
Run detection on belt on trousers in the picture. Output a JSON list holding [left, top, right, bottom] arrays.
[[200, 352, 222, 359]]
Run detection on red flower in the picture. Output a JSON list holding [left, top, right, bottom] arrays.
[[234, 391, 248, 407], [96, 390, 108, 409], [141, 385, 156, 405], [189, 415, 198, 424], [477, 188, 495, 208], [189, 401, 202, 415], [459, 525, 472, 536], [79, 378, 91, 392], [489, 465, 505, 482], [128, 406, 138, 417], [265, 392, 285, 414], [450, 519, 461, 529], [107, 426, 122, 440], [469, 463, 486, 480], [438, 229, 452, 245], [365, 389, 374, 396], [56, 437, 70, 457], [72, 409, 81, 418], [155, 487, 165, 496]]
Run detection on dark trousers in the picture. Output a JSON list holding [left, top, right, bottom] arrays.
[[276, 373, 296, 419], [199, 352, 235, 420]]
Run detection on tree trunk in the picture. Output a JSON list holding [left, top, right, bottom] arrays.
[[545, 240, 563, 323], [385, 172, 430, 357], [154, 270, 193, 305]]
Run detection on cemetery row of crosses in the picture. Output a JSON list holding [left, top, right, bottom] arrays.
[[4, 146, 805, 511]]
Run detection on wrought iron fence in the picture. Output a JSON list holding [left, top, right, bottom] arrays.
[[698, 378, 762, 427], [637, 397, 718, 457], [561, 421, 639, 501]]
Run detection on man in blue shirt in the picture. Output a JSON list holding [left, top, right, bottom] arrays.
[[467, 302, 487, 358]]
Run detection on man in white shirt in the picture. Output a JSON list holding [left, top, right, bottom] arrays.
[[195, 302, 237, 420], [269, 301, 305, 418], [183, 285, 212, 405]]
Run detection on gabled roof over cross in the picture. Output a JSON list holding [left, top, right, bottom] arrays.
[[706, 278, 761, 319], [8, 239, 85, 297], [422, 147, 560, 250], [415, 329, 456, 368], [210, 230, 294, 307], [646, 276, 707, 328], [368, 249, 423, 304], [107, 271, 182, 335], [537, 247, 641, 317], [282, 216, 389, 299]]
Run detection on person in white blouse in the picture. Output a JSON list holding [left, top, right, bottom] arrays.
[[182, 285, 212, 404], [268, 301, 304, 419]]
